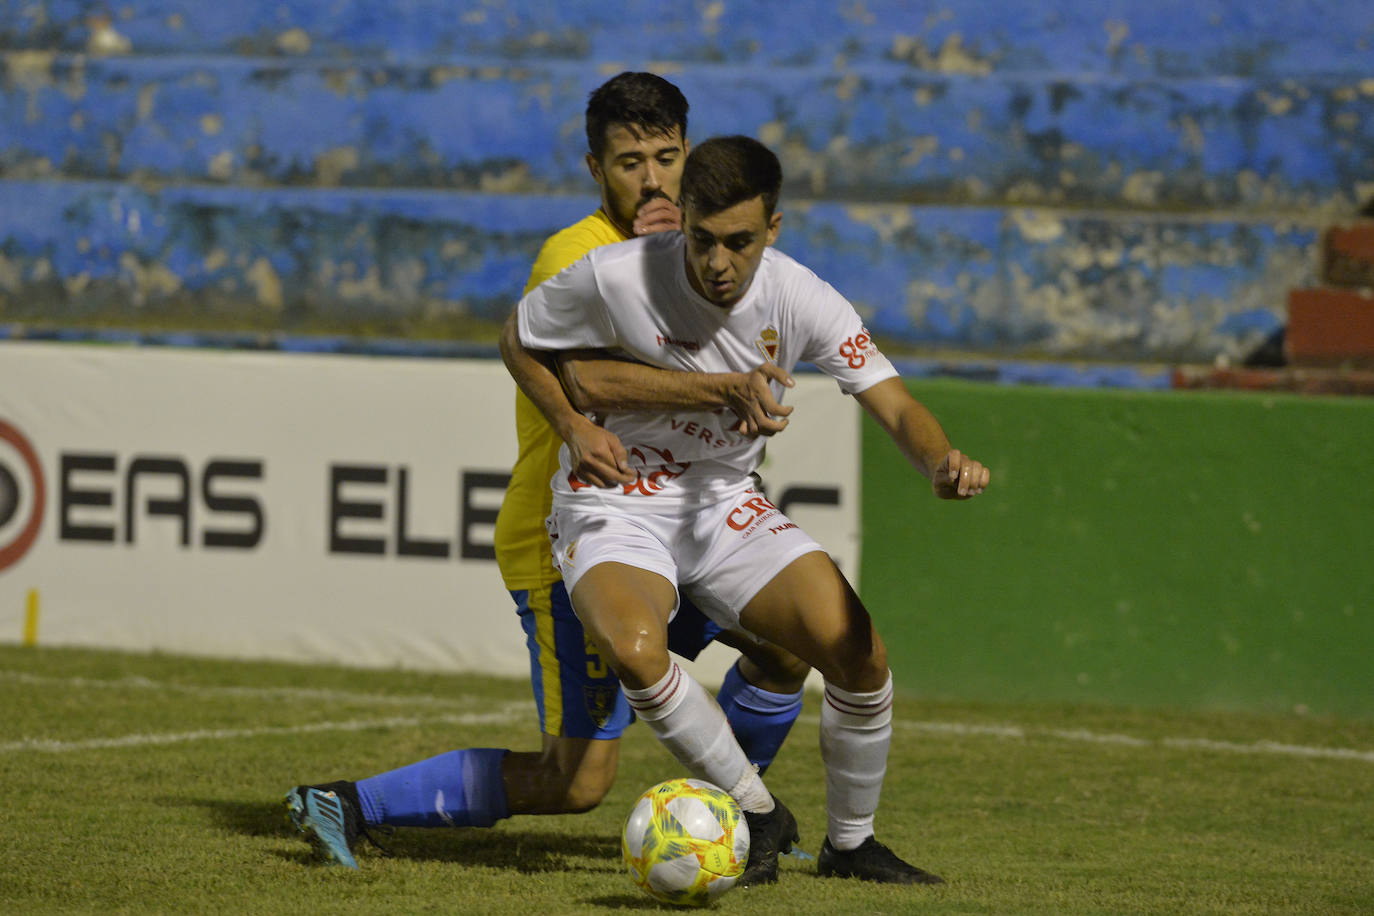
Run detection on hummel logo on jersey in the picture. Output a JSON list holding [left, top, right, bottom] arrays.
[[656, 333, 700, 352]]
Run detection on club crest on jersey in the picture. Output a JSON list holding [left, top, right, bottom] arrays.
[[583, 685, 618, 727], [755, 325, 780, 363]]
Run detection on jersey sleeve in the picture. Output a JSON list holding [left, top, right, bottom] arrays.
[[526, 225, 594, 294], [517, 253, 618, 351], [797, 279, 899, 395]]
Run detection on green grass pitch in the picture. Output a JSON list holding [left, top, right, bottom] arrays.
[[1, 645, 1370, 914]]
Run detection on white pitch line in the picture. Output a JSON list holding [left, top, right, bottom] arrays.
[[5, 669, 1371, 764], [800, 717, 1374, 764], [1159, 736, 1374, 763], [900, 719, 1374, 763], [0, 705, 531, 754], [0, 669, 471, 708]]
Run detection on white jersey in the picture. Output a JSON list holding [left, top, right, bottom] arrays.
[[517, 231, 897, 504]]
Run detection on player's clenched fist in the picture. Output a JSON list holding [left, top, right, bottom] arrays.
[[566, 415, 635, 488], [932, 448, 990, 499]]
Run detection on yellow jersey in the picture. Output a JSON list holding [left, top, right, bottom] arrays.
[[494, 208, 629, 589]]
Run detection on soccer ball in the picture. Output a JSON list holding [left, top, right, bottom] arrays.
[[621, 777, 750, 907]]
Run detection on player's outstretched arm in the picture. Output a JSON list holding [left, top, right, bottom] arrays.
[[854, 377, 990, 499], [559, 354, 795, 437], [498, 310, 634, 487]]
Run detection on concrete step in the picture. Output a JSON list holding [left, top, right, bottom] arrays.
[[1172, 364, 1374, 395], [1286, 287, 1374, 367], [2, 1, 1370, 78], [1323, 222, 1374, 288], [0, 179, 1317, 362], [2, 54, 1370, 212]]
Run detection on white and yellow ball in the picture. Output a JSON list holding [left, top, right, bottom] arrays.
[[621, 777, 750, 907]]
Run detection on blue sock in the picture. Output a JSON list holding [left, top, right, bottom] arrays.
[[355, 748, 510, 828], [716, 661, 804, 776]]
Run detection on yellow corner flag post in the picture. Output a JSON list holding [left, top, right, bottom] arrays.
[[23, 588, 39, 646]]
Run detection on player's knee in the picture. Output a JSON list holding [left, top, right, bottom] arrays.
[[738, 644, 811, 693], [821, 633, 888, 692], [608, 642, 672, 691]]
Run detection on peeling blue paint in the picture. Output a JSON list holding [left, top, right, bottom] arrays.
[[2, 56, 1369, 212], [3, 2, 1371, 79], [0, 1, 1364, 362], [0, 180, 1317, 361]]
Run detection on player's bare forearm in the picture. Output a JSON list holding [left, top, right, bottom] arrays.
[[499, 310, 583, 441], [559, 353, 794, 436], [499, 312, 633, 486], [875, 394, 952, 480], [856, 377, 990, 498], [559, 353, 730, 411]]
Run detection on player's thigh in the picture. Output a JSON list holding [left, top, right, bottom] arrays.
[[737, 550, 888, 692], [569, 561, 678, 689], [551, 504, 681, 688], [513, 581, 633, 740]]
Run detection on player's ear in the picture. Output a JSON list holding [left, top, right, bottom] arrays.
[[586, 152, 604, 184], [765, 210, 782, 246]]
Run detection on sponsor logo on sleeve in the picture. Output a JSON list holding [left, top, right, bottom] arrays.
[[838, 327, 877, 369]]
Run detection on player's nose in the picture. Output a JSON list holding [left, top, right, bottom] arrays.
[[707, 244, 729, 273], [643, 161, 663, 191]]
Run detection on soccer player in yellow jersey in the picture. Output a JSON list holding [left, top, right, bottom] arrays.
[[285, 73, 809, 870]]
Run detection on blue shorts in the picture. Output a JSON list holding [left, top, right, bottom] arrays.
[[512, 579, 723, 740]]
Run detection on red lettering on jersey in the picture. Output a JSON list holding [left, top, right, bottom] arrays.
[[622, 445, 690, 496], [838, 329, 875, 369], [568, 446, 690, 496], [656, 333, 700, 352], [668, 417, 733, 448], [726, 492, 779, 530]]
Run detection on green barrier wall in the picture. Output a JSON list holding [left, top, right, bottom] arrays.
[[860, 380, 1374, 719]]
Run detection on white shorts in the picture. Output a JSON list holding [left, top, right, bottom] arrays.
[[546, 482, 825, 632]]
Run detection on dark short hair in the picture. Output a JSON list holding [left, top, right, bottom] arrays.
[[585, 72, 689, 161], [681, 135, 783, 219]]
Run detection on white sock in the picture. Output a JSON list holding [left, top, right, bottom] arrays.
[[624, 662, 773, 813], [820, 672, 894, 851]]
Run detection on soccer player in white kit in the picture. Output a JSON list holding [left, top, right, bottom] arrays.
[[507, 135, 991, 886]]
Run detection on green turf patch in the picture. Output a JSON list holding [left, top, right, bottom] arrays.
[[1, 645, 1370, 914]]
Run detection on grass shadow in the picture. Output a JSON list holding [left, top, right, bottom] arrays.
[[182, 796, 622, 874], [582, 894, 676, 909], [185, 796, 289, 838], [396, 827, 622, 874]]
